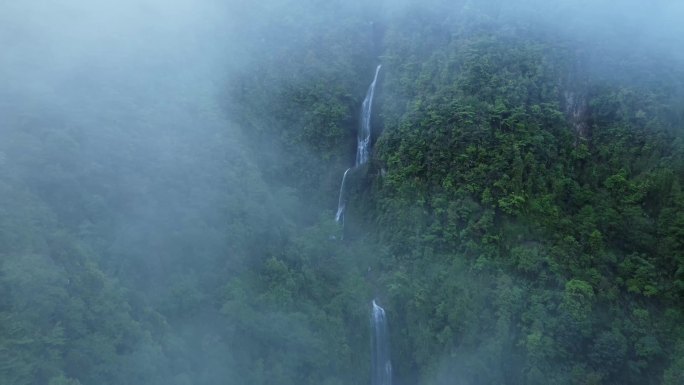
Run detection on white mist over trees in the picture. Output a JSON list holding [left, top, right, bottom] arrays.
[[1, 1, 683, 385]]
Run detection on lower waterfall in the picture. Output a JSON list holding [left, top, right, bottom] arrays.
[[371, 300, 392, 385]]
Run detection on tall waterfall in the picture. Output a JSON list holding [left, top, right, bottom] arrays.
[[371, 300, 392, 385], [335, 65, 382, 223], [356, 64, 382, 167], [335, 168, 351, 224]]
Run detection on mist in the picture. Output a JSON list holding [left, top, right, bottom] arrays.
[[1, 1, 683, 385]]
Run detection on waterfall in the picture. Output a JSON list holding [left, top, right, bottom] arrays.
[[371, 300, 392, 385], [335, 65, 382, 223], [332, 66, 390, 384], [356, 64, 382, 167], [335, 168, 351, 223]]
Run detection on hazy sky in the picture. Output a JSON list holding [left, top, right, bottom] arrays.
[[2, 0, 682, 107]]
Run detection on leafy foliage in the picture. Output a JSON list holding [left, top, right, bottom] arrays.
[[1, 1, 683, 385]]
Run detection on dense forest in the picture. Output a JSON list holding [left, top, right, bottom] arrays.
[[1, 1, 683, 384]]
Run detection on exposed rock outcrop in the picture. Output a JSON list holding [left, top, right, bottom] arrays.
[[563, 90, 590, 143]]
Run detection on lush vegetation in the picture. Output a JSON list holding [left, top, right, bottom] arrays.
[[368, 7, 684, 384], [1, 1, 683, 385]]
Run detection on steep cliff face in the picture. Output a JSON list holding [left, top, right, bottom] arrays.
[[563, 90, 590, 142], [561, 50, 592, 144]]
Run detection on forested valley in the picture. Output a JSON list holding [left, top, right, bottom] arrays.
[[1, 1, 683, 384]]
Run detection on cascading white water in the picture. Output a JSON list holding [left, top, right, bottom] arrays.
[[335, 65, 382, 223], [371, 300, 392, 385], [356, 64, 382, 167], [335, 167, 351, 223], [332, 66, 390, 384]]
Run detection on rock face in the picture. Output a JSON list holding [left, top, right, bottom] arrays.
[[562, 50, 591, 144], [564, 90, 590, 143]]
